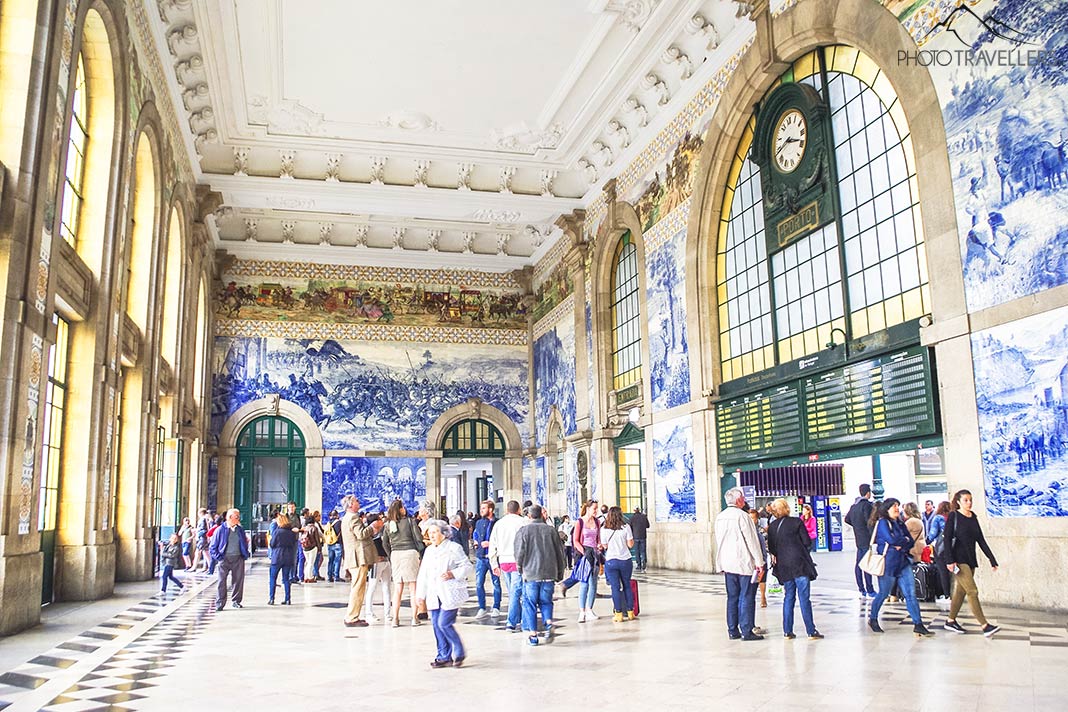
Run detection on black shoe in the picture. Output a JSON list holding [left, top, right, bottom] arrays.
[[728, 632, 742, 640], [430, 659, 451, 669], [267, 599, 275, 605], [232, 602, 243, 609], [741, 634, 764, 641], [451, 657, 465, 668], [982, 624, 1001, 637], [784, 633, 796, 640], [914, 624, 935, 637], [808, 631, 824, 640], [868, 618, 883, 633], [417, 612, 429, 621], [943, 620, 967, 634]]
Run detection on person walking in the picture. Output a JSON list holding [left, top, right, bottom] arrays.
[[417, 519, 472, 668], [629, 507, 651, 573], [749, 508, 769, 610], [383, 500, 423, 627], [362, 513, 392, 623], [472, 500, 502, 620], [324, 510, 343, 583], [929, 501, 953, 607], [844, 484, 876, 598], [557, 515, 574, 568], [600, 506, 636, 622], [209, 509, 250, 610], [801, 504, 818, 552], [766, 499, 822, 640], [489, 500, 529, 632], [922, 500, 937, 539], [714, 488, 765, 641], [191, 508, 210, 572], [867, 498, 934, 637], [451, 510, 470, 556], [268, 513, 297, 605], [158, 533, 184, 594], [514, 504, 567, 645], [340, 495, 376, 628], [943, 489, 1001, 637], [178, 517, 195, 569], [569, 500, 602, 622]]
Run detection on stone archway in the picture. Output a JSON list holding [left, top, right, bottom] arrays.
[[216, 396, 325, 513], [424, 397, 524, 507]]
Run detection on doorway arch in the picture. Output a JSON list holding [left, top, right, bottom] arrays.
[[234, 416, 305, 537]]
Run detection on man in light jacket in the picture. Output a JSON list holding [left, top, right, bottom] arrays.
[[714, 487, 765, 641], [209, 508, 250, 610], [488, 500, 529, 632], [514, 505, 567, 646], [341, 495, 377, 628]]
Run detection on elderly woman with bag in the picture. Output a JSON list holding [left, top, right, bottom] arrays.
[[416, 519, 473, 668], [766, 499, 823, 640]]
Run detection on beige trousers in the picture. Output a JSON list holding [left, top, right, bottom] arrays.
[[344, 565, 369, 623], [949, 563, 988, 626]]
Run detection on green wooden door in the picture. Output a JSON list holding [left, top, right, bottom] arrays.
[[289, 456, 306, 510], [235, 454, 253, 527]]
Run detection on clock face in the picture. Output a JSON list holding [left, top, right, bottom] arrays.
[[773, 109, 807, 173]]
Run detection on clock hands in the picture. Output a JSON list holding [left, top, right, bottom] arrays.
[[775, 136, 804, 156]]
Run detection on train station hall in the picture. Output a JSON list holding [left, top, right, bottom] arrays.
[[0, 0, 1065, 709]]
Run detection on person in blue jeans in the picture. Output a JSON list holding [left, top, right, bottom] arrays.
[[268, 513, 297, 604], [159, 534, 184, 593], [325, 511, 343, 582], [867, 498, 934, 637], [600, 507, 636, 621], [766, 499, 822, 640], [472, 500, 502, 619], [514, 505, 567, 646], [488, 500, 528, 631], [714, 487, 765, 640]]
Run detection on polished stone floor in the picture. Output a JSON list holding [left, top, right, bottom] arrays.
[[1, 551, 1065, 711]]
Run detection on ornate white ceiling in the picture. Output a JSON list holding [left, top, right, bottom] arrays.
[[148, 0, 744, 269]]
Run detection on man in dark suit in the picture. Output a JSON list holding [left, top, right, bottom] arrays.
[[210, 508, 250, 610], [844, 484, 876, 598], [629, 508, 651, 572]]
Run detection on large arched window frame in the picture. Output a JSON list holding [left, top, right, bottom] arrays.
[[58, 54, 88, 247], [717, 46, 927, 382], [610, 230, 642, 390]]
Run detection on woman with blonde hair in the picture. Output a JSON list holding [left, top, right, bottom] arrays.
[[417, 519, 472, 668], [766, 499, 822, 640], [383, 499, 423, 627]]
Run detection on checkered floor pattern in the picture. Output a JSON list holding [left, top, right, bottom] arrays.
[[631, 569, 1068, 647]]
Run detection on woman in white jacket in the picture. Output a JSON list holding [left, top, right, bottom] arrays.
[[417, 519, 473, 668]]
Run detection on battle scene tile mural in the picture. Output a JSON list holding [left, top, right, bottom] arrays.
[[971, 306, 1068, 517], [212, 337, 528, 450], [533, 302, 577, 446], [652, 416, 696, 522], [646, 228, 691, 411], [322, 457, 427, 516], [925, 0, 1068, 310]]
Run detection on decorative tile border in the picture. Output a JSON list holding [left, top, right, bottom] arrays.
[[644, 198, 692, 252], [532, 294, 575, 341], [533, 239, 570, 283], [215, 318, 528, 346], [225, 259, 522, 290], [901, 0, 979, 45]]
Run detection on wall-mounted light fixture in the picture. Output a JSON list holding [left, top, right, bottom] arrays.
[[826, 327, 849, 358]]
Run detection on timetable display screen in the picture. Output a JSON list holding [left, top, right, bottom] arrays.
[[716, 384, 804, 464]]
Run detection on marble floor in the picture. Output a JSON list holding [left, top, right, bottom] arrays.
[[1, 552, 1065, 711]]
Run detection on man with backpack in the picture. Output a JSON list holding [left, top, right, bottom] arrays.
[[324, 510, 343, 582], [844, 484, 876, 598]]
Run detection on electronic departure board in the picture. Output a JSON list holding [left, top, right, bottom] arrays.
[[803, 346, 936, 450], [716, 384, 804, 464], [715, 345, 938, 465]]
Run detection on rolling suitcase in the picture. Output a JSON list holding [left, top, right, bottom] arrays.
[[913, 562, 937, 602], [630, 578, 640, 616]]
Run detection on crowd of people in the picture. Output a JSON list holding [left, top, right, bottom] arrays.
[[160, 484, 1000, 667]]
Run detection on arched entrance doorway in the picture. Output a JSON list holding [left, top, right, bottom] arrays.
[[440, 418, 506, 516], [234, 416, 305, 545]]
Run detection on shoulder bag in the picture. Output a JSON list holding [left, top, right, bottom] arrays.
[[858, 521, 886, 577]]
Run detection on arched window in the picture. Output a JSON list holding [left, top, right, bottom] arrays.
[[58, 55, 87, 247], [193, 279, 208, 407], [160, 206, 183, 367], [125, 134, 157, 332], [717, 46, 926, 382], [441, 419, 506, 456], [611, 230, 642, 390]]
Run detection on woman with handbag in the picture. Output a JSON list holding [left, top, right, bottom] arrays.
[[384, 499, 425, 627], [766, 499, 823, 640], [416, 519, 472, 668], [929, 501, 953, 607], [600, 506, 636, 622], [942, 489, 1000, 637], [865, 498, 934, 637]]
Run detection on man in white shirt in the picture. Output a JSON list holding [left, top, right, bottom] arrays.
[[489, 500, 529, 632], [714, 487, 765, 641]]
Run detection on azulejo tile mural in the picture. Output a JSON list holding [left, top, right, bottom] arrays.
[[321, 457, 427, 516], [971, 306, 1068, 517], [533, 298, 577, 447], [926, 0, 1068, 311], [630, 129, 705, 233], [212, 337, 529, 450], [652, 415, 697, 522], [532, 259, 574, 323], [536, 456, 547, 506], [646, 227, 691, 411]]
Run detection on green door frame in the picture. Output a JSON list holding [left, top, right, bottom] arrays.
[[613, 423, 646, 512], [234, 416, 306, 527]]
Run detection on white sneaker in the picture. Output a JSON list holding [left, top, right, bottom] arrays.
[[365, 615, 380, 624], [577, 610, 587, 623], [490, 608, 501, 618], [586, 609, 599, 620], [474, 608, 488, 620]]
